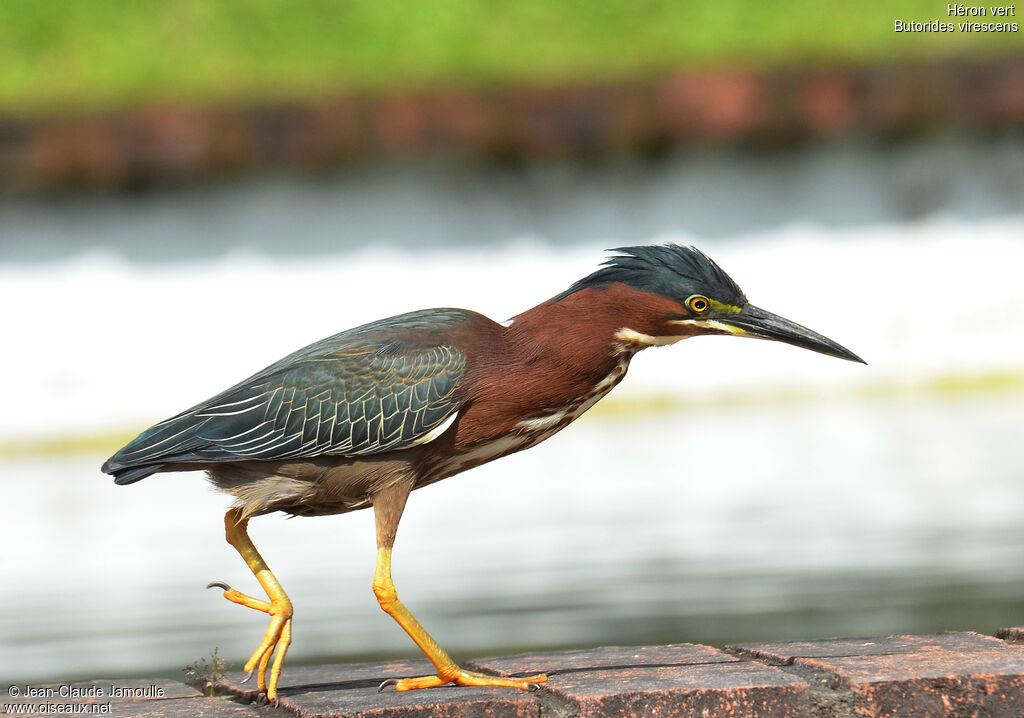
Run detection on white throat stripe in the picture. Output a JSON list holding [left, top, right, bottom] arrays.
[[615, 327, 688, 347]]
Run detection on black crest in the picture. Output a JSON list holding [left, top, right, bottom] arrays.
[[557, 244, 747, 306]]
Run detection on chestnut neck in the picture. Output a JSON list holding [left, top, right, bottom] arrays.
[[503, 282, 685, 369]]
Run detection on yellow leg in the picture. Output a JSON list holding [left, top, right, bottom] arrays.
[[208, 508, 293, 701], [372, 546, 547, 691]]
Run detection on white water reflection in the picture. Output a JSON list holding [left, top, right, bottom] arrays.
[[3, 394, 1023, 682], [1, 223, 1024, 441]]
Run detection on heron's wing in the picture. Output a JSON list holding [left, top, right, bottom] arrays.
[[104, 342, 464, 481]]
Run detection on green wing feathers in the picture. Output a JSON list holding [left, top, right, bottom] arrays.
[[103, 328, 466, 484]]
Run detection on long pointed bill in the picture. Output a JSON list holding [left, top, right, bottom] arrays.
[[680, 304, 866, 363]]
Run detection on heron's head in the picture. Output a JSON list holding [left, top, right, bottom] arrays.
[[560, 244, 865, 363]]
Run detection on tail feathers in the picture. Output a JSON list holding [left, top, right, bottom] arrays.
[[102, 413, 208, 485], [108, 463, 165, 485]]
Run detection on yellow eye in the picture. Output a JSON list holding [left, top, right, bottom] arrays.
[[688, 295, 710, 313]]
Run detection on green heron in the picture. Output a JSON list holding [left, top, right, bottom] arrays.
[[102, 244, 863, 700]]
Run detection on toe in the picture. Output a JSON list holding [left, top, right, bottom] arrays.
[[381, 669, 546, 692]]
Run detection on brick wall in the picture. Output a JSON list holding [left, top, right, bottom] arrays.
[[2, 59, 1023, 191]]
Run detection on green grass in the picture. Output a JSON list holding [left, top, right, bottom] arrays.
[[1, 0, 1021, 113]]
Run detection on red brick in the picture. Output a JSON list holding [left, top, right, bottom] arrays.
[[4, 58, 1024, 190], [733, 632, 1024, 718], [656, 72, 766, 141], [468, 643, 812, 717], [799, 72, 857, 133], [215, 660, 539, 718]]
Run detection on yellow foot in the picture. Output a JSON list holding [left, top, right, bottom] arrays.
[[207, 581, 293, 701], [379, 668, 547, 692]]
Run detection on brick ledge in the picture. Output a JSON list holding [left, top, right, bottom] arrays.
[[10, 629, 1024, 716]]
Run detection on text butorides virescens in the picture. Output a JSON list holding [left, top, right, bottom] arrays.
[[103, 244, 863, 700]]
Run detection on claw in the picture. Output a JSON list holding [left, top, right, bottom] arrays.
[[378, 679, 399, 693], [527, 682, 543, 691], [207, 581, 232, 591], [239, 668, 255, 685]]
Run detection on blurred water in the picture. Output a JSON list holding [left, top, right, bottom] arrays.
[[2, 135, 1023, 263], [2, 394, 1023, 683], [1, 133, 1023, 684], [3, 222, 1024, 442]]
